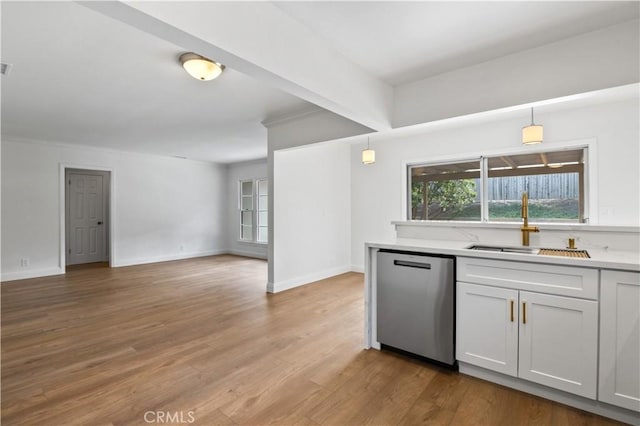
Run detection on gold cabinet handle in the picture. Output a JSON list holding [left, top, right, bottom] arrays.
[[510, 300, 514, 322], [522, 302, 527, 324]]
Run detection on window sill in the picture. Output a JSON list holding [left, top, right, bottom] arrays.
[[237, 240, 268, 245]]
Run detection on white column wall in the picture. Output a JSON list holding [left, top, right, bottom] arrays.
[[270, 141, 352, 292]]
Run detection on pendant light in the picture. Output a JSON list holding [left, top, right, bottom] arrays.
[[362, 136, 375, 165], [522, 107, 543, 145], [180, 52, 225, 81]]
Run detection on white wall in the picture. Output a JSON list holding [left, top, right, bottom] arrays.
[[270, 141, 351, 292], [351, 98, 640, 270], [1, 139, 228, 281], [226, 159, 268, 259], [266, 108, 372, 287], [394, 20, 640, 127]]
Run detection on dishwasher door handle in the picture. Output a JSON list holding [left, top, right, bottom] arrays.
[[393, 260, 432, 270]]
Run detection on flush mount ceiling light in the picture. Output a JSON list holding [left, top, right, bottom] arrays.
[[180, 52, 225, 81], [362, 136, 375, 165], [522, 107, 543, 145]]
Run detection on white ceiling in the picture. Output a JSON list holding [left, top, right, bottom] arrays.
[[1, 1, 638, 163], [0, 1, 311, 163], [274, 1, 640, 85]]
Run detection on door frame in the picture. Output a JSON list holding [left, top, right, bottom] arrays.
[[59, 163, 115, 271]]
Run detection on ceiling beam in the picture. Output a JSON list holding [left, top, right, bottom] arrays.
[[500, 156, 518, 169], [78, 1, 392, 131], [540, 152, 549, 167]]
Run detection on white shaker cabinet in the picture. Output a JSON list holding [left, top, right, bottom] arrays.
[[518, 291, 598, 399], [457, 282, 518, 376], [457, 257, 599, 399], [599, 270, 640, 412]]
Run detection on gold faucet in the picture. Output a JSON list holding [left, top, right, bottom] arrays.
[[521, 192, 539, 246]]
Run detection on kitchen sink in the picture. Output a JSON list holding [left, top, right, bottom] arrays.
[[466, 245, 539, 254], [466, 245, 590, 258]]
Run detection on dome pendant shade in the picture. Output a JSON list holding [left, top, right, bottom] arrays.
[[522, 107, 543, 145], [180, 53, 225, 81]]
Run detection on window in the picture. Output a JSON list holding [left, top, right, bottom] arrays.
[[256, 179, 268, 243], [408, 148, 586, 223], [239, 178, 268, 243], [410, 160, 481, 221]]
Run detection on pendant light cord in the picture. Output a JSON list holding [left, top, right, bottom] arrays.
[[531, 107, 534, 125]]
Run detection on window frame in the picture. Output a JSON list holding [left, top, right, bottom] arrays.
[[405, 142, 594, 224], [238, 178, 268, 244], [256, 178, 268, 244]]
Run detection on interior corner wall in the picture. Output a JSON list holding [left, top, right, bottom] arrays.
[[394, 19, 640, 127], [351, 98, 640, 270], [1, 139, 228, 281], [226, 159, 268, 259], [270, 141, 351, 293]]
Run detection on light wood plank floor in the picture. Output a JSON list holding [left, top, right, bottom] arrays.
[[1, 255, 622, 425]]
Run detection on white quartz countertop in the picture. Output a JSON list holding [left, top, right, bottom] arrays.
[[365, 238, 640, 272]]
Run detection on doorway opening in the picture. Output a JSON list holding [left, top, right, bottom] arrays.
[[64, 168, 111, 267]]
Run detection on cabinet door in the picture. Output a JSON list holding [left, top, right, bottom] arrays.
[[599, 270, 640, 412], [457, 282, 518, 376], [518, 291, 598, 399]]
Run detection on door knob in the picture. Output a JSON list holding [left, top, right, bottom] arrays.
[[97, 221, 103, 225]]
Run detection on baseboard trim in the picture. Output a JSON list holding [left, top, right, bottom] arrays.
[[459, 363, 639, 424], [113, 250, 228, 267], [269, 265, 351, 294], [1, 267, 65, 283], [227, 250, 267, 260]]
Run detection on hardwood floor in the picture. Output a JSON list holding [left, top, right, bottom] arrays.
[[1, 255, 622, 425]]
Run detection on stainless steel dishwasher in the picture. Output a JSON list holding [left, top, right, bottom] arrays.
[[376, 250, 455, 366]]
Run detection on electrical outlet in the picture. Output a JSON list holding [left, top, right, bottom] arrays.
[[20, 258, 29, 268]]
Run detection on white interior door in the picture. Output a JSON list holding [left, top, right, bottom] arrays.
[[67, 173, 106, 265]]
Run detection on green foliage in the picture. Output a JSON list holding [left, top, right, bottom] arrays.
[[412, 179, 477, 219], [428, 180, 476, 212]]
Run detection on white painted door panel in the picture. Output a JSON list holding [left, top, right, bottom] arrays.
[[518, 291, 598, 399], [457, 282, 519, 377], [68, 173, 105, 265], [599, 270, 640, 412]]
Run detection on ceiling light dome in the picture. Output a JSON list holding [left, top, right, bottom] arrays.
[[180, 52, 225, 81]]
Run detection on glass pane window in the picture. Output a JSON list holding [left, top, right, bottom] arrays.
[[486, 150, 583, 223], [258, 179, 268, 195], [407, 148, 586, 224], [409, 160, 481, 221], [241, 211, 252, 227], [239, 180, 254, 241], [257, 226, 268, 243], [241, 181, 253, 196], [238, 178, 269, 243], [241, 225, 253, 241], [241, 196, 253, 211], [256, 179, 268, 243]]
